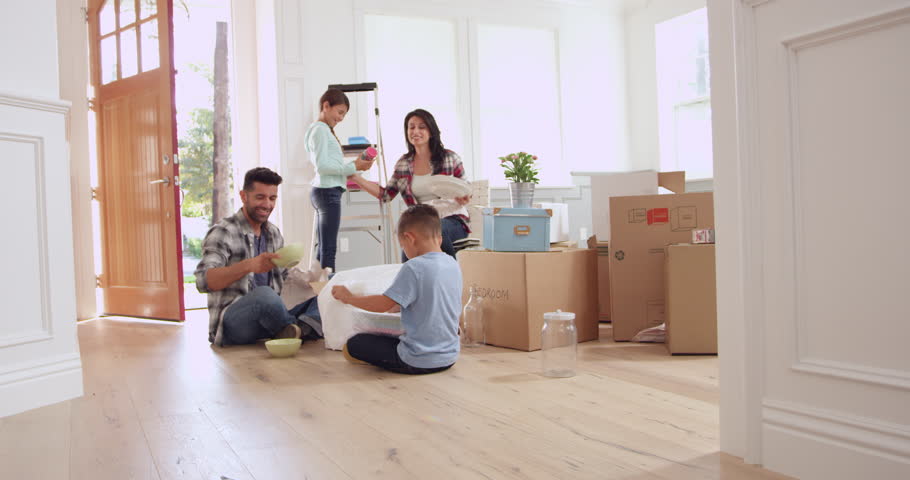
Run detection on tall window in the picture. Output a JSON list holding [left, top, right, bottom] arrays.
[[655, 8, 713, 179], [476, 25, 563, 186], [363, 15, 462, 167]]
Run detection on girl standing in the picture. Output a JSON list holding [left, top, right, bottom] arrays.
[[305, 88, 373, 272]]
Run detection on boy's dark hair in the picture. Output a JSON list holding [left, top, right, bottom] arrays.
[[397, 204, 441, 238], [243, 167, 283, 191]]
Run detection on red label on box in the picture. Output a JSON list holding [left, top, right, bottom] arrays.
[[647, 208, 669, 225]]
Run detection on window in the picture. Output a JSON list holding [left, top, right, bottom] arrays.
[[655, 8, 713, 179], [363, 15, 462, 172], [476, 24, 563, 186]]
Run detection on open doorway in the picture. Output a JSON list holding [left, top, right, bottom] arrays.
[[172, 0, 235, 310]]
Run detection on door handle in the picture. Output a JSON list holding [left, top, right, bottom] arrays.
[[150, 177, 170, 186]]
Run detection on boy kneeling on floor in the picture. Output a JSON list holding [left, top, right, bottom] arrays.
[[331, 204, 462, 374]]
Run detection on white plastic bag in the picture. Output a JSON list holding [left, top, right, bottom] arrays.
[[631, 323, 666, 343], [318, 263, 403, 350]]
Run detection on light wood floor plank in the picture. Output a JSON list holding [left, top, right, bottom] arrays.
[[0, 312, 793, 480]]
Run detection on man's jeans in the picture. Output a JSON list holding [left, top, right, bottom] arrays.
[[221, 286, 320, 345]]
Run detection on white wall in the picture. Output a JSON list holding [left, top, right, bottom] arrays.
[[706, 0, 747, 461], [57, 0, 96, 321], [263, 0, 631, 268], [624, 0, 706, 171], [0, 0, 83, 418]]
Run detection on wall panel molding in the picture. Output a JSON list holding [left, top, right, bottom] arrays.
[[0, 91, 70, 114], [763, 399, 910, 461], [0, 133, 52, 348], [792, 359, 910, 391], [783, 5, 910, 388]]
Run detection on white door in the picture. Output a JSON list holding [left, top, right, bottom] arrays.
[[730, 0, 910, 477]]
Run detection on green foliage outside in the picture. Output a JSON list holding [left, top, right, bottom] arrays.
[[184, 237, 204, 258], [178, 63, 232, 220]]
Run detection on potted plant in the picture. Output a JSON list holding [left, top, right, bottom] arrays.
[[499, 151, 540, 208]]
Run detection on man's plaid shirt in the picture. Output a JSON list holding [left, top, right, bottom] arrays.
[[381, 150, 471, 231], [195, 209, 287, 345]]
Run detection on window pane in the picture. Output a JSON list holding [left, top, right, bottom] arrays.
[[477, 25, 563, 186], [140, 19, 159, 71], [362, 15, 461, 179], [140, 0, 157, 20], [674, 101, 713, 179], [99, 0, 116, 35], [656, 7, 713, 178], [119, 0, 136, 27], [101, 35, 118, 84], [120, 28, 138, 78]]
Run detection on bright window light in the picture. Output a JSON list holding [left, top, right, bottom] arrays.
[[363, 15, 462, 171], [655, 8, 713, 180], [476, 24, 564, 186]]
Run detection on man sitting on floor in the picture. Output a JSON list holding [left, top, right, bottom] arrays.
[[195, 167, 320, 346]]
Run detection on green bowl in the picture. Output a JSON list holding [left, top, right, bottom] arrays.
[[272, 243, 305, 268], [265, 338, 302, 357]]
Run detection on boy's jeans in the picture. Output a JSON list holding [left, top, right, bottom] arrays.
[[222, 286, 321, 345]]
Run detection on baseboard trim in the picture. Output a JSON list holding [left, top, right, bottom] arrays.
[[763, 399, 910, 461], [0, 353, 83, 418]]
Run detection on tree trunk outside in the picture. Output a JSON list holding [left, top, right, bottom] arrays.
[[212, 21, 232, 225]]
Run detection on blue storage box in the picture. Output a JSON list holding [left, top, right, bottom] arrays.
[[482, 207, 552, 252]]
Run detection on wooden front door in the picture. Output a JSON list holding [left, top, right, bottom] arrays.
[[89, 0, 184, 320]]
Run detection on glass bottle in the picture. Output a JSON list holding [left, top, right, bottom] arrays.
[[461, 287, 485, 347], [541, 310, 577, 377]]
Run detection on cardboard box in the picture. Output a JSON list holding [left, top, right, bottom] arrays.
[[458, 249, 599, 351], [587, 236, 611, 322], [609, 192, 714, 341], [665, 244, 717, 354], [590, 170, 686, 240]]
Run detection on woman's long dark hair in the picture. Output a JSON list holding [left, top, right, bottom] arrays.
[[404, 109, 446, 173]]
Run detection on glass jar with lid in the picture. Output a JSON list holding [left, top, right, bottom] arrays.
[[540, 309, 577, 377]]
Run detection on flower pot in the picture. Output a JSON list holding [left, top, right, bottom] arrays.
[[509, 182, 535, 209]]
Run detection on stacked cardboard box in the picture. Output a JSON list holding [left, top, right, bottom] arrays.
[[587, 236, 611, 322], [608, 191, 714, 341], [664, 244, 717, 354], [458, 248, 599, 351]]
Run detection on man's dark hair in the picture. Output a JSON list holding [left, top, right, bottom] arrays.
[[397, 204, 441, 238], [243, 167, 283, 191]]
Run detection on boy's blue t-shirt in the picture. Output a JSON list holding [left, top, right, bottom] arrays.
[[383, 252, 462, 368]]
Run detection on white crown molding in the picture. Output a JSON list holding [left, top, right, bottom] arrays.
[[764, 399, 910, 461], [0, 91, 70, 115]]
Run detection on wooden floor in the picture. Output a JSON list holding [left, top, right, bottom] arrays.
[[0, 310, 791, 480]]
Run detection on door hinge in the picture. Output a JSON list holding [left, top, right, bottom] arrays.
[[91, 187, 99, 200], [81, 7, 88, 23], [87, 97, 97, 111], [95, 275, 103, 287]]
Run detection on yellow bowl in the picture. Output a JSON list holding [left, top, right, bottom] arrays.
[[265, 338, 302, 357]]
